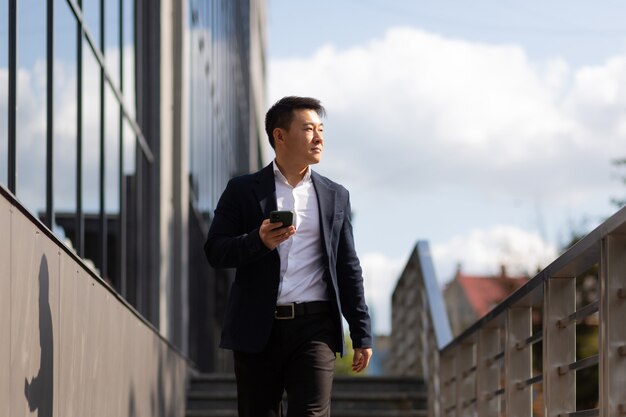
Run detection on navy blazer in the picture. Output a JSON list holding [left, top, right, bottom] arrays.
[[204, 163, 372, 354]]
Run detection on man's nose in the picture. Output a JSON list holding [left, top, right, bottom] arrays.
[[314, 130, 323, 143]]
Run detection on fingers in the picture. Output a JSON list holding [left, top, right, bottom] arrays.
[[352, 348, 372, 373], [259, 219, 296, 250]]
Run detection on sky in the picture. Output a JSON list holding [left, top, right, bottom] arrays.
[[266, 0, 626, 334]]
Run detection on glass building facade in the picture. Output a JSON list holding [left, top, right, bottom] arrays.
[[186, 0, 266, 371], [1, 0, 140, 286], [1, 0, 266, 371]]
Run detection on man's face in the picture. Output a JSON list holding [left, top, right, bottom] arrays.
[[279, 109, 324, 166]]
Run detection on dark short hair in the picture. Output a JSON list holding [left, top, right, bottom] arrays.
[[265, 96, 326, 149]]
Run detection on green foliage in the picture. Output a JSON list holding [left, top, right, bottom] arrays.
[[334, 335, 367, 376], [575, 269, 599, 410], [611, 158, 626, 208], [550, 236, 600, 410], [335, 335, 355, 375]]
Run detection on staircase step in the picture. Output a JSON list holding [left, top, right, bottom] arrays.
[[330, 411, 427, 417], [186, 410, 237, 417], [333, 376, 426, 392], [187, 395, 238, 411], [186, 374, 427, 416]]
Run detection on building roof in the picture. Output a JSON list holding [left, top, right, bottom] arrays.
[[456, 269, 528, 318]]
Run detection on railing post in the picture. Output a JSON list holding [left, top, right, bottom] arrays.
[[505, 306, 533, 417], [441, 352, 456, 417], [599, 235, 626, 417], [456, 340, 476, 417], [476, 326, 500, 416], [429, 331, 440, 417], [544, 276, 576, 416], [418, 289, 429, 378]]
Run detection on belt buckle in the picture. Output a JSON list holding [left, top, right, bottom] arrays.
[[275, 303, 295, 320]]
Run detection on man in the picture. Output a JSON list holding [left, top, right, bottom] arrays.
[[205, 96, 372, 417]]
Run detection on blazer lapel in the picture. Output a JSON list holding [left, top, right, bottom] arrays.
[[311, 171, 336, 257], [254, 163, 277, 218]]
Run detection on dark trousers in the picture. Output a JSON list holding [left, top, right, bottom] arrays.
[[233, 312, 338, 417]]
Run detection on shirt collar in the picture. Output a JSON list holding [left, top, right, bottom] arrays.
[[273, 160, 312, 185]]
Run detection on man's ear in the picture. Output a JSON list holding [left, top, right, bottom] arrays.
[[273, 128, 285, 146]]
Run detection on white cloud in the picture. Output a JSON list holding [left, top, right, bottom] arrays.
[[432, 225, 559, 283], [269, 27, 625, 203], [360, 252, 407, 335], [269, 26, 625, 336]]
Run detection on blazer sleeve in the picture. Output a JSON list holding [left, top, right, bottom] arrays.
[[335, 194, 373, 349], [204, 178, 271, 269]]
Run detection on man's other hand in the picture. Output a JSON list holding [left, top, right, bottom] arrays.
[[352, 348, 372, 373]]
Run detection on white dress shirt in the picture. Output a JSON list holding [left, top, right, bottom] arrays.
[[273, 161, 328, 304]]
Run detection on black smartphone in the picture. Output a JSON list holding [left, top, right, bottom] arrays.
[[269, 210, 293, 228]]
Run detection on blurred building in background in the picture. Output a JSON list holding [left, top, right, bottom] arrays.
[[443, 265, 528, 336]]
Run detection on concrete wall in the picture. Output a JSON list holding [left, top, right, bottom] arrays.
[[1, 189, 189, 417]]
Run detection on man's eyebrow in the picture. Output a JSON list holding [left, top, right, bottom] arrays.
[[302, 122, 324, 127]]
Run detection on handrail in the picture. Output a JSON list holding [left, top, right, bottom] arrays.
[[429, 208, 626, 417], [441, 204, 626, 354], [389, 204, 626, 417]]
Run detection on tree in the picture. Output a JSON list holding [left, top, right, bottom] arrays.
[[611, 158, 626, 208]]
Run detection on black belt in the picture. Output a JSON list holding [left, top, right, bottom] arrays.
[[274, 301, 331, 320]]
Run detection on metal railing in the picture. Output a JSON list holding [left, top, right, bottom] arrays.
[[389, 205, 626, 417], [387, 208, 626, 417]]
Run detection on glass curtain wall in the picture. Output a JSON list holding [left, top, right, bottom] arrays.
[[186, 0, 260, 372], [1, 0, 7, 185], [188, 0, 253, 222], [53, 0, 77, 250], [2, 0, 147, 297], [16, 0, 46, 217]]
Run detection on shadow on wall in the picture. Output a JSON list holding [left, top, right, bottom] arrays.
[[24, 255, 54, 417], [151, 342, 182, 417], [17, 251, 186, 417], [128, 385, 137, 417], [128, 324, 187, 417]]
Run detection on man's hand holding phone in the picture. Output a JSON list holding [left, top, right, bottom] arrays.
[[259, 211, 295, 250]]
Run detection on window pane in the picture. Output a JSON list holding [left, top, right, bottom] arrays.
[[53, 0, 78, 246], [188, 1, 214, 214], [82, 41, 101, 271], [16, 0, 46, 219], [82, 0, 101, 51], [122, 0, 135, 119], [123, 118, 136, 176], [188, 2, 199, 203], [105, 0, 120, 88], [0, 0, 7, 186], [82, 44, 100, 213], [105, 85, 119, 214], [104, 0, 120, 215], [121, 0, 135, 178], [105, 84, 120, 288]]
